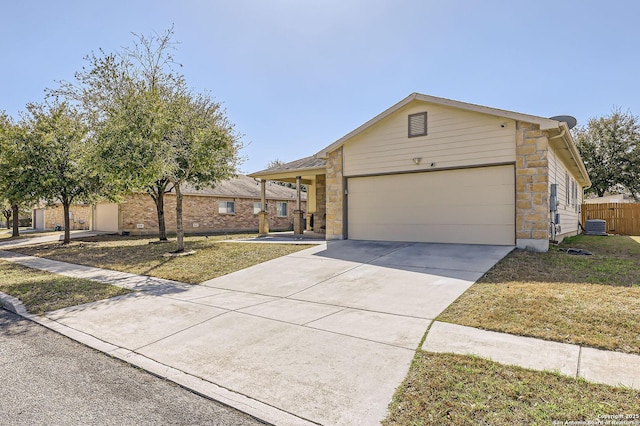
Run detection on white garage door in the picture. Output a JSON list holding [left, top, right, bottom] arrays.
[[34, 209, 45, 230], [94, 203, 120, 232], [347, 165, 515, 245]]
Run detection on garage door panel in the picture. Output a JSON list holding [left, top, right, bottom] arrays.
[[347, 165, 515, 245], [348, 223, 514, 245], [349, 204, 514, 227]]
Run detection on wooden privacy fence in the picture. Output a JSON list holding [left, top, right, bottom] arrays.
[[581, 203, 640, 235]]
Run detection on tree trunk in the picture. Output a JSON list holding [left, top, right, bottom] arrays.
[[11, 204, 19, 237], [3, 210, 10, 229], [156, 190, 168, 241], [148, 179, 169, 241], [63, 201, 71, 244], [175, 182, 184, 253]]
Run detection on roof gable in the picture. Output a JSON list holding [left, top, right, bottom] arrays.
[[317, 93, 565, 157]]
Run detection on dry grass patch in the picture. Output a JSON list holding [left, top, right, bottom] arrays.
[[384, 351, 640, 426], [439, 235, 640, 354], [11, 234, 314, 284], [0, 260, 130, 315]]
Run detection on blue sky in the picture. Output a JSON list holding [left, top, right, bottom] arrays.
[[2, 0, 639, 173]]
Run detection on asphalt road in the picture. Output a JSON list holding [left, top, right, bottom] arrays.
[[0, 309, 265, 426]]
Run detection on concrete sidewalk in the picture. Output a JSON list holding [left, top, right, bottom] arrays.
[[2, 243, 637, 425], [0, 241, 513, 425], [0, 250, 192, 294], [423, 321, 640, 389], [0, 230, 107, 249]]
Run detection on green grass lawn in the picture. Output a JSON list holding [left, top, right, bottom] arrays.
[[11, 234, 314, 284], [384, 352, 640, 426], [385, 235, 640, 424], [438, 235, 640, 354], [0, 260, 130, 314]]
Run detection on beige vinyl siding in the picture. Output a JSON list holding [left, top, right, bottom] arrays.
[[347, 165, 515, 245], [548, 147, 582, 237], [343, 103, 516, 176]]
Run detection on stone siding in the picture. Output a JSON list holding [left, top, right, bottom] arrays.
[[325, 147, 344, 240], [120, 193, 304, 235], [515, 121, 550, 251], [44, 204, 92, 230], [312, 174, 326, 233]]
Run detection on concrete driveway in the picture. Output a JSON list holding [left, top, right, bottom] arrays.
[[45, 240, 512, 425]]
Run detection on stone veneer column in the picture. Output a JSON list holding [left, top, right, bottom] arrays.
[[515, 121, 550, 252], [313, 175, 326, 233], [325, 147, 344, 240]]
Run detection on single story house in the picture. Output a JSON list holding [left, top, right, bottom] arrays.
[[250, 93, 592, 252], [32, 175, 306, 235]]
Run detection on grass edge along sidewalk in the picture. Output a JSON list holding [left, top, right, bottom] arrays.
[[384, 351, 640, 425], [0, 259, 131, 315], [9, 234, 315, 284], [438, 235, 640, 355]]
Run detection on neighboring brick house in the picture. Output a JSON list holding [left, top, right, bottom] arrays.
[[250, 93, 592, 252], [33, 204, 92, 231], [33, 175, 306, 235]]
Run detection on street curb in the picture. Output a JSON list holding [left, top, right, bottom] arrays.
[[1, 295, 318, 426], [0, 291, 29, 316]]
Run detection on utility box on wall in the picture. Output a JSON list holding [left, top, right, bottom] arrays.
[[550, 184, 558, 212]]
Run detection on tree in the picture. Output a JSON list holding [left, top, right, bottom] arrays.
[[53, 28, 242, 251], [1, 204, 10, 229], [166, 92, 241, 252], [573, 108, 640, 200], [0, 112, 41, 237], [53, 28, 188, 242], [23, 102, 104, 244]]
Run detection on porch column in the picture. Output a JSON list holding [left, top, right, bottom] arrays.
[[259, 180, 269, 236], [293, 175, 304, 235]]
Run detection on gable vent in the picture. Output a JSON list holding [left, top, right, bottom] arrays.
[[408, 112, 428, 137]]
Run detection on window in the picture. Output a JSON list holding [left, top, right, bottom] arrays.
[[408, 112, 428, 137], [253, 202, 261, 214], [565, 172, 570, 205], [218, 201, 235, 214], [276, 202, 288, 217]]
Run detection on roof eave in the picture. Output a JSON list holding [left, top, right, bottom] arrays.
[[548, 122, 591, 189], [248, 166, 326, 180]]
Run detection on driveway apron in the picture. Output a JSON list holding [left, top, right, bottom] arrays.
[[45, 240, 512, 425]]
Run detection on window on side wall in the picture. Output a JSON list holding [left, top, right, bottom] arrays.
[[565, 172, 570, 205], [218, 201, 235, 214], [253, 202, 261, 214], [276, 202, 288, 217]]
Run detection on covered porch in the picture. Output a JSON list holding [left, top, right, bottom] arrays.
[[249, 156, 327, 237]]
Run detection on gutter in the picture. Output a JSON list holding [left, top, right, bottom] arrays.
[[549, 122, 592, 189]]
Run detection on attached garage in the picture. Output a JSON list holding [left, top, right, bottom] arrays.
[[93, 203, 120, 232], [33, 208, 45, 230], [250, 93, 593, 251], [347, 165, 515, 245]]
